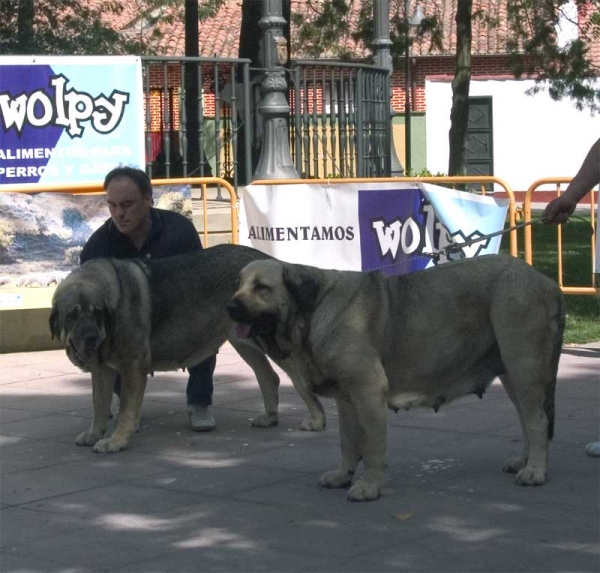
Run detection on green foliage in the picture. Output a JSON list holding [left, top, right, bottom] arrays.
[[0, 0, 201, 55], [294, 0, 600, 113], [1, 0, 135, 54], [291, 0, 354, 59], [506, 0, 600, 112]]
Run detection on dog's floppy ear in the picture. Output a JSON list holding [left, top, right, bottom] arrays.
[[103, 306, 115, 335], [282, 264, 319, 312], [49, 307, 60, 340]]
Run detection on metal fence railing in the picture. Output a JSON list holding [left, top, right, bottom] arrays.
[[141, 58, 393, 191], [523, 178, 598, 295], [141, 56, 254, 192], [289, 61, 391, 179]]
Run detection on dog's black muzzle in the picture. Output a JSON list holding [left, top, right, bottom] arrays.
[[67, 322, 103, 367], [226, 298, 278, 339]]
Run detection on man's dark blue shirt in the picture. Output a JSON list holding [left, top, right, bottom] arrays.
[[80, 208, 202, 264]]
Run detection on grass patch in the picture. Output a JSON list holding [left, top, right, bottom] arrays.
[[499, 213, 600, 345]]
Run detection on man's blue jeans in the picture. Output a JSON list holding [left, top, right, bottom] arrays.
[[186, 354, 216, 407], [114, 354, 217, 408]]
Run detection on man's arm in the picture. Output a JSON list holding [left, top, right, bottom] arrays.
[[543, 138, 600, 224]]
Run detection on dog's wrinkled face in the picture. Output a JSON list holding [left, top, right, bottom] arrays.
[[226, 260, 285, 341], [50, 288, 112, 371], [226, 259, 319, 360]]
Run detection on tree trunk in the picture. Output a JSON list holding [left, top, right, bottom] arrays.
[[17, 0, 34, 54], [236, 0, 262, 183], [448, 0, 472, 176], [184, 0, 212, 177]]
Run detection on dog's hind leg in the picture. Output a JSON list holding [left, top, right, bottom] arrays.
[[491, 276, 562, 486], [76, 365, 114, 447], [499, 374, 530, 474], [230, 340, 282, 428], [500, 370, 551, 485], [319, 396, 360, 490]]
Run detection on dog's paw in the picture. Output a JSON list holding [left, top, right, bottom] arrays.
[[300, 416, 326, 432], [92, 437, 127, 454], [75, 430, 103, 447], [502, 456, 527, 474], [318, 469, 353, 489], [347, 479, 381, 502], [250, 413, 278, 428], [514, 466, 546, 486]]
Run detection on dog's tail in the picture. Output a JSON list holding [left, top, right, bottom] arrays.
[[545, 292, 565, 441]]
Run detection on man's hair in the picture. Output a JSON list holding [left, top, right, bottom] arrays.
[[104, 166, 153, 198]]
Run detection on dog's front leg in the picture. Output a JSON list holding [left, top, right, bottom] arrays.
[[329, 365, 388, 502], [75, 365, 114, 447], [93, 369, 147, 453]]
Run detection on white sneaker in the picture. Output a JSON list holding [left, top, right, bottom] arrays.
[[585, 441, 600, 457], [187, 405, 216, 432]]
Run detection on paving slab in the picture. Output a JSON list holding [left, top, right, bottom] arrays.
[[0, 344, 598, 573]]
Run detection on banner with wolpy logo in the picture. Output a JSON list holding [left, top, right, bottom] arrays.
[[0, 55, 145, 188], [239, 182, 509, 275]]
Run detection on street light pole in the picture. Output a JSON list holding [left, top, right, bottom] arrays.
[[253, 0, 299, 180], [373, 0, 404, 176]]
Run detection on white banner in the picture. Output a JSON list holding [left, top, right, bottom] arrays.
[[240, 182, 510, 275]]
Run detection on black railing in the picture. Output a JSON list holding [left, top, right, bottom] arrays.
[[141, 56, 253, 190], [142, 56, 391, 190], [289, 60, 391, 179]]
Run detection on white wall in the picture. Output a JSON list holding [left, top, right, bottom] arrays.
[[425, 78, 600, 190]]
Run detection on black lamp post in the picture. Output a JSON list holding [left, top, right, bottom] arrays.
[[373, 0, 404, 176], [253, 0, 299, 180], [404, 0, 424, 175]]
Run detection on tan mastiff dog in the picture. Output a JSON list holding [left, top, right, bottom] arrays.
[[226, 254, 565, 502]]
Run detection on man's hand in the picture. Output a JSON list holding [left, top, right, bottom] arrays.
[[541, 194, 578, 225]]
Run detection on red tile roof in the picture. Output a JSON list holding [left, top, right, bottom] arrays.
[[98, 0, 599, 67]]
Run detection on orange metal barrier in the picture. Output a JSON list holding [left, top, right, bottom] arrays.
[[252, 176, 519, 257], [523, 178, 598, 295], [0, 177, 238, 246]]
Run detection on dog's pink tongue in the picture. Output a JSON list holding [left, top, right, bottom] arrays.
[[235, 323, 252, 339]]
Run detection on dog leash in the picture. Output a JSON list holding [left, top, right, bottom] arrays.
[[371, 215, 593, 272], [423, 216, 549, 259]]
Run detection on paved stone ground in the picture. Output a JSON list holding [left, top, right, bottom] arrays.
[[0, 342, 598, 573]]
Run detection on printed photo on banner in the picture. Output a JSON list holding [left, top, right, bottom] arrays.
[[0, 185, 191, 288], [0, 55, 145, 188], [240, 182, 510, 275]]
